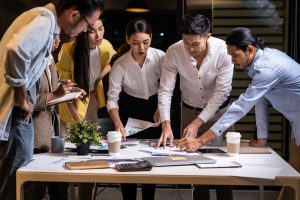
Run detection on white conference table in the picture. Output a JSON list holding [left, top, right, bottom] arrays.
[[16, 141, 300, 200]]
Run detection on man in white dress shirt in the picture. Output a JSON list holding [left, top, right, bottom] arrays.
[[156, 14, 234, 200]]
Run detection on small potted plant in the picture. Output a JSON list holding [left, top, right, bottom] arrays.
[[66, 120, 101, 155]]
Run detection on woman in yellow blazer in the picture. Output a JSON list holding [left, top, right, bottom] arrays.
[[57, 18, 116, 132]]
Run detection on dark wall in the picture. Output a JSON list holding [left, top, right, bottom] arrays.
[[101, 10, 177, 51], [0, 0, 50, 37]]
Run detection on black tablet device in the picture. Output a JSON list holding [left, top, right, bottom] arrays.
[[197, 148, 226, 154], [66, 144, 126, 154]]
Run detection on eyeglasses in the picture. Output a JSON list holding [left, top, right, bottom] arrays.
[[81, 14, 93, 31]]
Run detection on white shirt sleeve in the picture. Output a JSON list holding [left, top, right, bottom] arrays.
[[198, 51, 234, 122], [158, 49, 178, 122], [106, 63, 124, 111]]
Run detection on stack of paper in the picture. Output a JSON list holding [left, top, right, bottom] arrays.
[[197, 160, 241, 168]]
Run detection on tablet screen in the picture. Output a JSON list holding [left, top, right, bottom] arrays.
[[197, 148, 226, 154]]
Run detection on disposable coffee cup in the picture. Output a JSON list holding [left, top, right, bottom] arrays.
[[107, 131, 122, 157], [226, 132, 241, 157], [51, 136, 65, 153]]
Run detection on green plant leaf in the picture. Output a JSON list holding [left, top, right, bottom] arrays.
[[65, 120, 102, 147]]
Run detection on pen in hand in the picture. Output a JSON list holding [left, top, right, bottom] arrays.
[[58, 80, 77, 86]]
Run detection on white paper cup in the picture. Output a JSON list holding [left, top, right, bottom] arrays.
[[226, 132, 241, 157], [107, 131, 122, 157]]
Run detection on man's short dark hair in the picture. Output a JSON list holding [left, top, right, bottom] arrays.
[[53, 0, 104, 17], [180, 14, 211, 36]]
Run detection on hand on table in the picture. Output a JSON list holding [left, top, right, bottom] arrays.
[[156, 121, 174, 148], [249, 138, 267, 147]]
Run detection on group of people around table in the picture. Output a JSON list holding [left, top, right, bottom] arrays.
[[0, 0, 300, 200]]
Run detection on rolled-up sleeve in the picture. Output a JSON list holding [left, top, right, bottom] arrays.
[[5, 14, 52, 89]]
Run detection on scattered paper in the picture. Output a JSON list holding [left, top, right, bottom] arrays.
[[141, 146, 188, 156], [197, 160, 241, 168], [125, 118, 154, 136], [122, 139, 141, 146], [237, 158, 266, 165], [232, 166, 281, 180]]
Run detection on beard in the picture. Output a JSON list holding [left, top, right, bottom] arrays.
[[62, 19, 83, 38]]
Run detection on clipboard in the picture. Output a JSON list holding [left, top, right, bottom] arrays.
[[47, 92, 81, 106]]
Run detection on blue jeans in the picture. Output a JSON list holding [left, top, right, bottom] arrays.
[[0, 107, 34, 200]]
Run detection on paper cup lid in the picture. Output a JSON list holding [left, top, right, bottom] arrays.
[[226, 132, 241, 138], [107, 131, 121, 137]]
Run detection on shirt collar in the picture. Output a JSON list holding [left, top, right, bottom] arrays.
[[45, 3, 60, 35], [128, 48, 152, 64], [247, 49, 264, 76]]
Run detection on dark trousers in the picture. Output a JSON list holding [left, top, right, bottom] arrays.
[[121, 184, 156, 200], [119, 93, 158, 199], [119, 92, 161, 139], [0, 107, 34, 200], [193, 185, 233, 200]]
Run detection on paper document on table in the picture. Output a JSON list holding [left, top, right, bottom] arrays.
[[232, 166, 281, 180], [197, 160, 241, 168], [141, 146, 188, 156], [47, 92, 81, 106], [125, 118, 154, 136]]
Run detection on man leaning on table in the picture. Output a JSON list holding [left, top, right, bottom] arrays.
[[0, 0, 103, 199], [177, 27, 300, 199], [156, 14, 234, 200]]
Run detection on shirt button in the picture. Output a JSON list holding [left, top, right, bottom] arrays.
[[199, 77, 201, 79], [219, 131, 222, 133], [200, 88, 203, 90]]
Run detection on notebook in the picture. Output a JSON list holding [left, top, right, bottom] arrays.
[[141, 155, 216, 167], [65, 160, 110, 170], [47, 92, 81, 106]]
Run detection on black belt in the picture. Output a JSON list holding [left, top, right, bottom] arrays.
[[183, 97, 231, 112]]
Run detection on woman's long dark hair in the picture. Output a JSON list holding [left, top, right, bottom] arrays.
[[73, 31, 90, 102], [226, 27, 265, 51]]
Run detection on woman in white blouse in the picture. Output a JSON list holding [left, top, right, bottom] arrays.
[[107, 18, 165, 140], [106, 18, 165, 200]]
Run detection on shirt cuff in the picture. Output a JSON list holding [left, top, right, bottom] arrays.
[[210, 123, 225, 136], [198, 111, 210, 123], [160, 112, 170, 122], [257, 131, 268, 139], [106, 102, 119, 111], [5, 74, 27, 88]]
